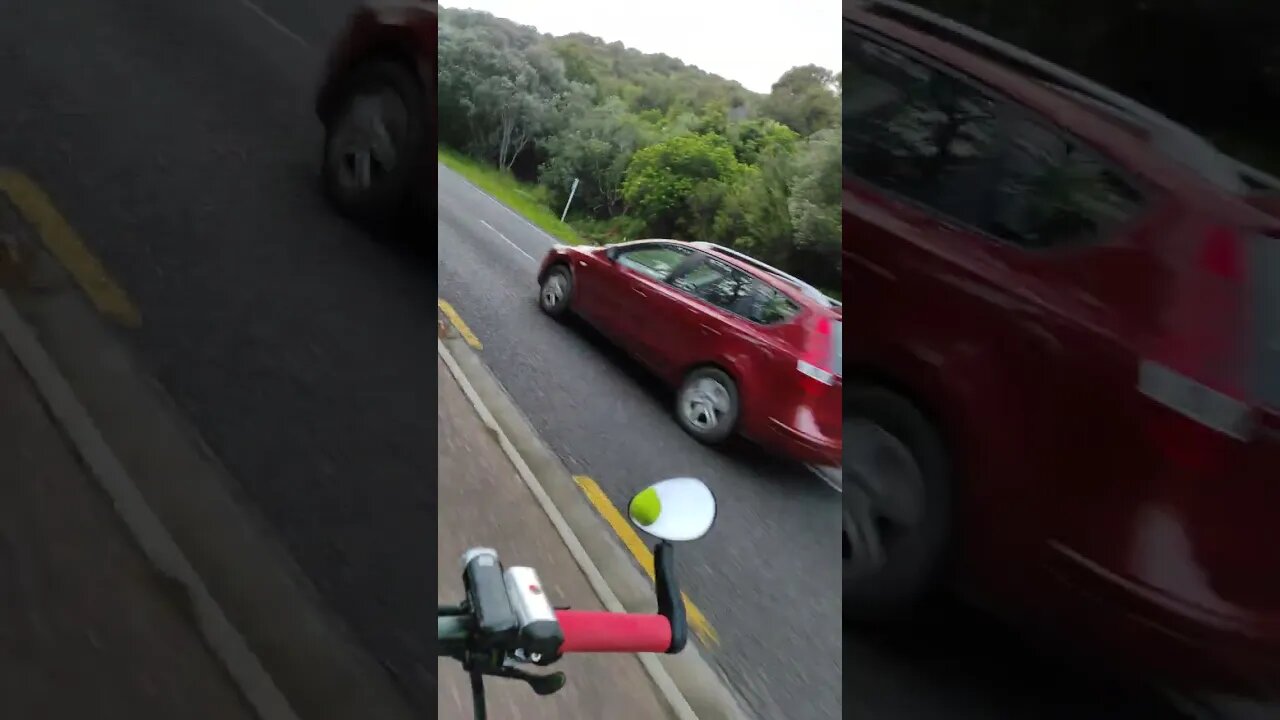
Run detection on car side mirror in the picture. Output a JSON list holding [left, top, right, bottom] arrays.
[[603, 247, 618, 262]]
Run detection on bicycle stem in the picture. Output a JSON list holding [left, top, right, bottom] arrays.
[[469, 667, 488, 720]]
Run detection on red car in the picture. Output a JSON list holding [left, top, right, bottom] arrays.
[[316, 1, 436, 224], [537, 240, 843, 467], [843, 0, 1280, 704]]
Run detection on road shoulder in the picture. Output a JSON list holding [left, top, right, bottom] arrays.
[[0, 182, 416, 720], [438, 352, 675, 718], [438, 317, 752, 720], [0, 338, 255, 720]]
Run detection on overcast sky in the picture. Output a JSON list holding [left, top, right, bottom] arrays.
[[440, 1, 841, 94]]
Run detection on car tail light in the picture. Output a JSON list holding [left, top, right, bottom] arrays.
[[1136, 230, 1280, 613], [796, 315, 840, 390], [1140, 227, 1261, 472]]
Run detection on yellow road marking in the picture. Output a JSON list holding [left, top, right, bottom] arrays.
[[437, 298, 482, 350], [573, 475, 720, 648], [0, 169, 140, 327]]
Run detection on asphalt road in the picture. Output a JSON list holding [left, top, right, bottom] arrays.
[[0, 1, 1186, 718]]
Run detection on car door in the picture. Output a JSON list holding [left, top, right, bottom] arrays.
[[631, 252, 754, 382], [594, 242, 695, 353], [844, 28, 1153, 582], [842, 28, 1065, 564], [982, 110, 1156, 575]]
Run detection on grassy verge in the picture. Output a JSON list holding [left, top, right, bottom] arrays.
[[437, 146, 585, 245]]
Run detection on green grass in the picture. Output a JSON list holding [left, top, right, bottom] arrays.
[[437, 147, 585, 245]]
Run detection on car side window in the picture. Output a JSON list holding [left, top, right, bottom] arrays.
[[615, 244, 694, 281], [671, 255, 797, 323], [747, 287, 802, 324], [843, 30, 1002, 226], [670, 255, 749, 307], [987, 117, 1145, 249]]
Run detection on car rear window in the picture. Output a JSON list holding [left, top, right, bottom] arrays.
[[1252, 235, 1280, 407]]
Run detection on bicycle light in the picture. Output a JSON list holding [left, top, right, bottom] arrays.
[[503, 566, 565, 662], [461, 548, 519, 648]]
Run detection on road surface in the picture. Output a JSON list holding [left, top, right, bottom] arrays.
[[0, 0, 1186, 718]]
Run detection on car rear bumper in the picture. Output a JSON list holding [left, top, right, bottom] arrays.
[[764, 416, 841, 466], [1050, 542, 1280, 699]]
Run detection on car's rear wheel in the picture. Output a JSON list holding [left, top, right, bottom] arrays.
[[843, 385, 952, 622], [538, 266, 573, 318], [322, 60, 425, 225], [675, 367, 739, 445]]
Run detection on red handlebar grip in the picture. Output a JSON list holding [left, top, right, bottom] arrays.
[[555, 610, 672, 653]]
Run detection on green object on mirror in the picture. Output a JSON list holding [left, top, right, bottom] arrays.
[[629, 487, 661, 527]]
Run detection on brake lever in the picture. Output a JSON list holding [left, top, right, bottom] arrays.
[[486, 665, 567, 696]]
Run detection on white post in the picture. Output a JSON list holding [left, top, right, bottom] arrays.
[[560, 178, 579, 222]]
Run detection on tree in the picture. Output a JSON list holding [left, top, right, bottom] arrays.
[[621, 133, 744, 237], [761, 64, 840, 138], [726, 118, 800, 165], [787, 128, 841, 288], [438, 8, 843, 289], [538, 97, 656, 217], [714, 147, 797, 267], [437, 23, 576, 171]]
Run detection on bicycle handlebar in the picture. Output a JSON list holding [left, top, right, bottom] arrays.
[[440, 542, 689, 719], [555, 610, 672, 653], [436, 608, 674, 654]]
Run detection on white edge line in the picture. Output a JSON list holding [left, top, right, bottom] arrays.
[[239, 0, 309, 48], [0, 290, 301, 720], [437, 338, 701, 720], [479, 219, 536, 262], [440, 163, 560, 247]]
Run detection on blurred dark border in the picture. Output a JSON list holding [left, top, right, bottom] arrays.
[[910, 0, 1280, 175]]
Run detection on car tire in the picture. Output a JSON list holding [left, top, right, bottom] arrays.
[[538, 266, 573, 319], [321, 60, 426, 225], [842, 385, 953, 623], [675, 367, 740, 445]]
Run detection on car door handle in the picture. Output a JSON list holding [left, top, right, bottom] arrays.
[[700, 323, 720, 336], [632, 286, 647, 297]]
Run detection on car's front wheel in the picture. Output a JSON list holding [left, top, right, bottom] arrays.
[[538, 266, 573, 319], [675, 367, 740, 445], [842, 385, 953, 622], [322, 60, 425, 224]]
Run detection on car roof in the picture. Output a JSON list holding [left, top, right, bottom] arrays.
[[620, 239, 842, 311], [847, 0, 1279, 197]]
